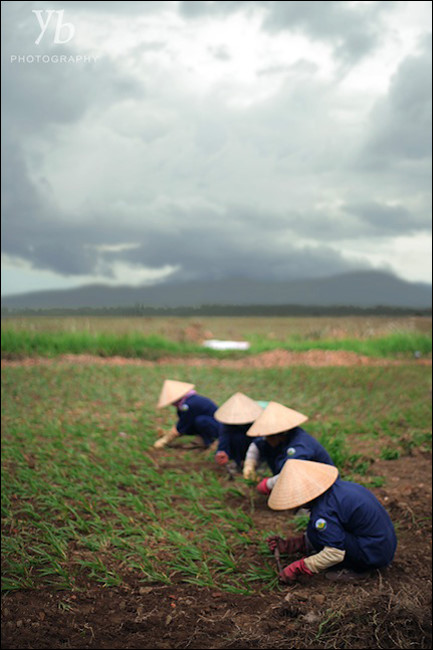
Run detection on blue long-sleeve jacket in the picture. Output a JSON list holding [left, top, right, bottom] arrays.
[[253, 427, 334, 474], [176, 394, 221, 447], [217, 423, 258, 467], [306, 478, 397, 571]]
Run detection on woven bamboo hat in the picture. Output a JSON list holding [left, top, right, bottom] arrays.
[[157, 380, 195, 409], [268, 459, 339, 510], [214, 392, 264, 425], [246, 401, 308, 437]]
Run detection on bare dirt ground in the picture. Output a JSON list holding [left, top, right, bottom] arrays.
[[2, 352, 432, 649], [1, 349, 432, 369]]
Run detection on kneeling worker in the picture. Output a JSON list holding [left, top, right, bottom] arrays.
[[154, 379, 221, 449], [267, 459, 397, 582], [213, 392, 264, 470], [243, 401, 335, 494]]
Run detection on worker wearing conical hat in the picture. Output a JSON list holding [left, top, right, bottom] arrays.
[[154, 380, 221, 449], [213, 393, 265, 472], [266, 459, 397, 582], [243, 402, 334, 494]]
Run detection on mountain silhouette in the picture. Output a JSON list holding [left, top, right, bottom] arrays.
[[1, 271, 431, 310]]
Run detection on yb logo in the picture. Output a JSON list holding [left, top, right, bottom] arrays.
[[32, 10, 75, 45]]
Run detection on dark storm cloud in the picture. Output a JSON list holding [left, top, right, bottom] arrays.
[[343, 202, 430, 235], [179, 0, 392, 65], [260, 1, 390, 65], [1, 3, 142, 136], [2, 1, 431, 289], [2, 1, 143, 274], [2, 149, 371, 280], [99, 213, 369, 283], [361, 40, 432, 166], [1, 135, 102, 275]]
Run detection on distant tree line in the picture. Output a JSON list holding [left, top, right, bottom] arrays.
[[1, 304, 431, 318]]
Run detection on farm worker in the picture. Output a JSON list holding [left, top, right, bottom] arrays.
[[213, 393, 266, 470], [243, 402, 334, 494], [267, 459, 397, 582], [154, 380, 221, 449]]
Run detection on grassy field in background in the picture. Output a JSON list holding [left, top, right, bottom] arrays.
[[2, 361, 431, 594], [2, 315, 432, 359]]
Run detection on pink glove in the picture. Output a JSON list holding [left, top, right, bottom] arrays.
[[279, 558, 314, 583], [256, 477, 272, 495], [215, 451, 229, 466]]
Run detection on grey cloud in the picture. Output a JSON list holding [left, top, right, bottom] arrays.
[[261, 1, 394, 66], [1, 142, 98, 275], [1, 6, 142, 136], [179, 1, 253, 19], [17, 1, 167, 15], [2, 2, 431, 289], [208, 45, 231, 62], [343, 202, 430, 235], [257, 60, 319, 77], [2, 149, 371, 280], [180, 0, 391, 65], [361, 44, 432, 165], [101, 219, 369, 283]]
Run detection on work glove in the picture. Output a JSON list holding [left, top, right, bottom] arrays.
[[267, 534, 307, 555], [154, 437, 168, 449], [215, 451, 229, 466], [256, 477, 272, 495], [242, 459, 257, 480], [153, 427, 179, 449], [279, 558, 314, 583]]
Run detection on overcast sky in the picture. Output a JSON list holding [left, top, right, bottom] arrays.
[[1, 0, 432, 295]]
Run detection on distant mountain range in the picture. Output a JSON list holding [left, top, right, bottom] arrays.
[[1, 271, 431, 310]]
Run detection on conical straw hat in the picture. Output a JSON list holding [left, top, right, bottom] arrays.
[[246, 401, 308, 437], [214, 392, 264, 424], [268, 459, 339, 510], [157, 380, 195, 408]]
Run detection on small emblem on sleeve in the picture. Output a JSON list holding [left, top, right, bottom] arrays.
[[315, 518, 327, 530], [286, 447, 296, 456], [180, 404, 189, 412]]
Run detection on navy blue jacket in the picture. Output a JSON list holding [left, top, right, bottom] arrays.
[[254, 427, 334, 474], [217, 423, 258, 467], [307, 478, 397, 571], [176, 394, 221, 447]]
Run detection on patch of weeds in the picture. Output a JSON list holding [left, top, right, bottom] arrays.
[[58, 601, 74, 612], [380, 447, 400, 461], [350, 457, 372, 475], [317, 430, 349, 468], [364, 476, 386, 488], [315, 609, 343, 641], [400, 431, 432, 454], [293, 513, 310, 532]]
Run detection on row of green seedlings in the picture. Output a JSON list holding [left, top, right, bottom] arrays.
[[2, 428, 389, 594]]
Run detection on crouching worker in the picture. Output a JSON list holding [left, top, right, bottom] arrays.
[[154, 380, 221, 449], [244, 402, 334, 495], [267, 459, 397, 582], [213, 393, 265, 472]]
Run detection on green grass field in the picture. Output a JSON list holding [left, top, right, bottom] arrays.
[[1, 315, 432, 359], [2, 359, 431, 594]]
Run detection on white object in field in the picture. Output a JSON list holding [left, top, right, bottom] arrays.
[[203, 339, 250, 351]]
